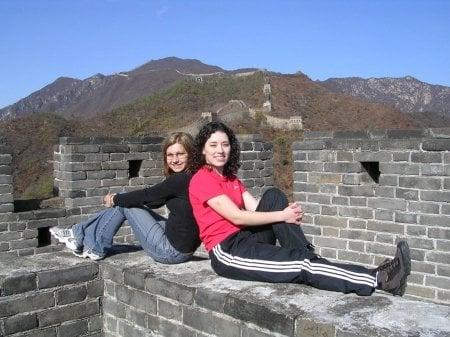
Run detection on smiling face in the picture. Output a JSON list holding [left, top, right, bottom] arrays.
[[165, 142, 188, 173], [202, 131, 230, 173]]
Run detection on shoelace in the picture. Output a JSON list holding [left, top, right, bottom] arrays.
[[377, 258, 399, 281], [60, 229, 73, 237]]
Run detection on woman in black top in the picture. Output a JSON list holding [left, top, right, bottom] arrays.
[[50, 132, 200, 263]]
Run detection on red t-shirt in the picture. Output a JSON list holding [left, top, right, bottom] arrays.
[[189, 166, 246, 251]]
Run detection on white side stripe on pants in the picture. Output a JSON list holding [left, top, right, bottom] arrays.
[[213, 244, 377, 288]]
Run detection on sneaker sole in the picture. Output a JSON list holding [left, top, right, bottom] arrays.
[[50, 228, 82, 253], [396, 241, 411, 296], [73, 250, 104, 261]]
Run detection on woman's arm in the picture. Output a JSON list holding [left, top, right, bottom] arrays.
[[242, 191, 259, 211], [207, 194, 302, 226]]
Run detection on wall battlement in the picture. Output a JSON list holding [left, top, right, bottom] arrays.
[[293, 127, 450, 303]]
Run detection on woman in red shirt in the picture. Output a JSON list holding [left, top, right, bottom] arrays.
[[189, 122, 410, 296]]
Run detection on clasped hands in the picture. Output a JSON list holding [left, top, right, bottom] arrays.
[[285, 202, 303, 225]]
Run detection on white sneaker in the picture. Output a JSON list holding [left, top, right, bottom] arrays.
[[50, 227, 82, 253], [73, 249, 105, 261]]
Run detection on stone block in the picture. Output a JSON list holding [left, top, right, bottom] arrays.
[[103, 297, 126, 319], [392, 151, 410, 161], [295, 318, 336, 337], [315, 215, 347, 228], [394, 211, 417, 224], [0, 175, 12, 184], [437, 265, 450, 278], [158, 298, 183, 321], [338, 206, 373, 219], [315, 236, 347, 249], [420, 214, 450, 227], [308, 172, 342, 184], [149, 316, 197, 337], [425, 276, 450, 290], [379, 139, 421, 150], [293, 183, 319, 193], [58, 319, 89, 337], [349, 197, 367, 206], [374, 186, 396, 198], [332, 196, 348, 206], [338, 185, 374, 197], [382, 162, 423, 175], [101, 144, 130, 153], [399, 176, 442, 190], [353, 151, 392, 162], [321, 205, 337, 216], [337, 250, 371, 265], [294, 162, 324, 172], [292, 140, 326, 150], [38, 300, 100, 327], [324, 162, 362, 173], [407, 237, 434, 250], [116, 284, 157, 313], [37, 264, 98, 289], [411, 152, 442, 163], [428, 228, 450, 240], [86, 279, 104, 298], [56, 284, 88, 305], [406, 225, 427, 236], [422, 164, 448, 176], [308, 194, 331, 205], [3, 312, 38, 335], [367, 197, 407, 211], [0, 291, 55, 317], [375, 233, 394, 244], [379, 174, 398, 186], [367, 221, 404, 234], [395, 188, 419, 200], [348, 219, 367, 229], [144, 277, 195, 305], [183, 306, 242, 337], [0, 273, 36, 295], [426, 251, 450, 264], [339, 229, 375, 241], [420, 190, 450, 202], [366, 243, 396, 255], [194, 287, 228, 313], [407, 201, 440, 214], [422, 139, 450, 151]]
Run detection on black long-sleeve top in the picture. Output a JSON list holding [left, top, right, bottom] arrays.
[[112, 172, 200, 253]]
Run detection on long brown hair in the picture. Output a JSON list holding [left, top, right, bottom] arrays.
[[162, 132, 194, 176]]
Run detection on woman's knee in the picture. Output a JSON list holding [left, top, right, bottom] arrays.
[[258, 188, 288, 211]]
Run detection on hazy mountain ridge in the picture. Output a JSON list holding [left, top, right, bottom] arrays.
[[0, 57, 227, 119], [320, 76, 450, 122]]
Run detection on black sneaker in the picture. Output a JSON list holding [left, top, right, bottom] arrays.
[[375, 241, 411, 296]]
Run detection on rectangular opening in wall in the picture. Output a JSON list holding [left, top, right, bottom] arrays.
[[361, 161, 380, 184], [129, 160, 143, 178], [38, 227, 51, 247]]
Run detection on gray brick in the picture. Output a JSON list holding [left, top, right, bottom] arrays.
[[396, 188, 419, 200], [407, 225, 427, 236], [332, 196, 348, 206], [348, 241, 365, 252], [294, 162, 324, 172], [375, 233, 394, 244], [374, 186, 396, 198], [103, 297, 126, 319], [339, 206, 373, 219], [426, 276, 450, 290], [58, 319, 89, 337], [339, 229, 375, 241], [86, 279, 104, 298], [125, 306, 147, 328], [294, 172, 308, 182], [3, 312, 38, 335], [366, 243, 396, 255], [183, 306, 242, 337], [0, 175, 12, 184], [116, 284, 157, 313], [408, 201, 440, 214], [118, 320, 148, 337], [56, 284, 87, 305], [420, 214, 450, 227], [321, 205, 337, 216], [149, 316, 196, 337], [436, 240, 450, 251], [0, 273, 36, 295], [309, 172, 341, 184], [337, 250, 371, 264], [38, 300, 99, 327], [367, 221, 404, 234], [292, 140, 326, 150], [399, 177, 442, 190], [407, 237, 434, 250], [324, 162, 362, 173], [394, 211, 417, 224], [315, 236, 347, 249], [420, 190, 450, 202], [380, 162, 420, 175], [308, 194, 331, 205], [426, 251, 450, 264], [421, 164, 447, 176], [422, 139, 450, 151], [293, 183, 319, 193], [437, 265, 450, 277], [392, 152, 410, 161], [194, 287, 227, 312], [348, 219, 367, 229], [296, 318, 336, 337], [158, 298, 183, 321], [315, 215, 347, 228], [88, 314, 102, 332], [144, 277, 195, 305], [379, 175, 398, 186], [411, 152, 442, 163], [38, 264, 98, 289], [0, 291, 54, 317], [367, 197, 407, 211], [428, 228, 450, 239], [375, 209, 393, 221], [338, 185, 374, 197]]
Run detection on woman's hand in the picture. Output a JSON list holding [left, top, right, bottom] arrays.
[[103, 193, 116, 207], [283, 202, 303, 225]]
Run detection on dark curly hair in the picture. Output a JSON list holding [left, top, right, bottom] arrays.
[[192, 121, 241, 178]]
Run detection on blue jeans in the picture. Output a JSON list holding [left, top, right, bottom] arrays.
[[72, 206, 192, 264]]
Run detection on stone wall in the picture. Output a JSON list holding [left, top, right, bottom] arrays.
[[0, 253, 103, 337], [292, 128, 450, 303], [0, 134, 274, 257]]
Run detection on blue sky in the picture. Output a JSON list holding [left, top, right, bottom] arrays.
[[0, 0, 449, 108]]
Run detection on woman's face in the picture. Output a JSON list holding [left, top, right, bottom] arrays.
[[202, 131, 230, 171], [166, 142, 188, 173]]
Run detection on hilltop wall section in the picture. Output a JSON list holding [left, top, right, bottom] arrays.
[[293, 128, 450, 303]]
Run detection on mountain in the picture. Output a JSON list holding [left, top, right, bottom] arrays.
[[319, 76, 450, 124], [0, 57, 227, 119], [270, 73, 419, 130]]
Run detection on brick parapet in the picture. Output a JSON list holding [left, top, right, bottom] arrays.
[[293, 128, 450, 303], [0, 146, 14, 214]]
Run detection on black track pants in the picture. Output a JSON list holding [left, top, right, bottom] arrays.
[[209, 188, 376, 296]]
